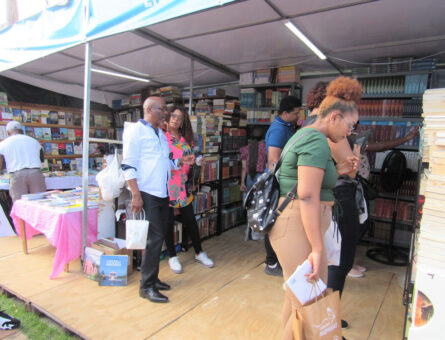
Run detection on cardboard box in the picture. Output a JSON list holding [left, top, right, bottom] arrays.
[[92, 239, 133, 275]]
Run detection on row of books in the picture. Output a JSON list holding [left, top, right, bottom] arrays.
[[0, 107, 111, 127], [369, 198, 415, 222], [357, 98, 423, 117], [221, 155, 241, 180], [114, 108, 141, 128], [222, 128, 247, 151], [221, 205, 245, 231], [42, 142, 103, 156], [246, 109, 277, 123], [240, 87, 290, 109], [369, 57, 436, 74], [358, 74, 428, 96], [221, 179, 242, 205], [192, 189, 218, 215], [239, 66, 300, 85], [355, 124, 420, 147], [196, 213, 217, 239], [368, 150, 420, 172], [43, 157, 103, 172], [201, 156, 219, 183], [368, 174, 418, 197]]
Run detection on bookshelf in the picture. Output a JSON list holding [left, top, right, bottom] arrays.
[[0, 101, 113, 171], [239, 82, 303, 124], [357, 72, 432, 264]]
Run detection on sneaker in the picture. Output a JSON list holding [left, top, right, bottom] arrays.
[[265, 263, 283, 277], [348, 267, 365, 278], [354, 264, 367, 272], [341, 319, 349, 330], [168, 256, 183, 274], [195, 252, 214, 268], [0, 311, 20, 330]]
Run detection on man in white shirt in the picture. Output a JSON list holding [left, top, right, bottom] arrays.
[[0, 121, 46, 202], [122, 96, 193, 303]]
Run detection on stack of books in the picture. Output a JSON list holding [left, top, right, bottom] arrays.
[[276, 65, 300, 83], [408, 88, 445, 338]]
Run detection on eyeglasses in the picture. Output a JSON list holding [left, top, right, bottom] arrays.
[[171, 112, 184, 121], [151, 106, 167, 112], [339, 114, 356, 133]]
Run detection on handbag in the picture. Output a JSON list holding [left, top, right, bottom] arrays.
[[293, 284, 342, 340], [243, 129, 315, 234], [125, 209, 149, 249], [323, 219, 341, 266], [186, 164, 202, 194]]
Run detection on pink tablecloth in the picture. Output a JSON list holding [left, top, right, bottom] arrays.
[[10, 200, 98, 279]]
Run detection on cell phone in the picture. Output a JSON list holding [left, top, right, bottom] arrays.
[[353, 130, 371, 154]]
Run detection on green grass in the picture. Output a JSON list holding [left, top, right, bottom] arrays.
[[0, 292, 79, 340]]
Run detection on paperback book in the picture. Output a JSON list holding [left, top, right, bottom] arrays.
[[83, 246, 103, 281], [49, 111, 59, 125], [99, 255, 128, 286], [1, 107, 13, 120]]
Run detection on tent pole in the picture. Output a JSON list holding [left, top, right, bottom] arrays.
[[189, 59, 194, 117], [81, 41, 92, 260]]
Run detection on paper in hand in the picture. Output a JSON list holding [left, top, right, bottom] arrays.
[[285, 259, 327, 304]]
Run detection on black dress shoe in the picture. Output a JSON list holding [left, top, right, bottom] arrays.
[[155, 280, 171, 291], [139, 287, 169, 303]]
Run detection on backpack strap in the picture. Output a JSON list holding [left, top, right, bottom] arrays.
[[271, 129, 315, 175], [272, 128, 317, 216]]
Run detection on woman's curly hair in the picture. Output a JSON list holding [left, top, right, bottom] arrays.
[[318, 77, 362, 118], [306, 82, 328, 111]]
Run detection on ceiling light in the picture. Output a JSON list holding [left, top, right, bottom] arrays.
[[91, 68, 150, 83], [284, 21, 326, 60]]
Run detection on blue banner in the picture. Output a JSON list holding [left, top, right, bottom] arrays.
[[0, 0, 235, 73]]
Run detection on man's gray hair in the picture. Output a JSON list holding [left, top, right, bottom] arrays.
[[6, 121, 23, 132]]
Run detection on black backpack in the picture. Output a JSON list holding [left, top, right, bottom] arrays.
[[243, 130, 315, 234]]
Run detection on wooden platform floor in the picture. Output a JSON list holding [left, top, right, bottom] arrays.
[[0, 228, 406, 340]]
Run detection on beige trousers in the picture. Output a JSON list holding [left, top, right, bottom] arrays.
[[10, 168, 46, 202], [269, 198, 332, 340]]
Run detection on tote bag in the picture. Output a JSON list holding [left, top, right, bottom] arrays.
[[125, 210, 149, 249], [324, 219, 341, 266]]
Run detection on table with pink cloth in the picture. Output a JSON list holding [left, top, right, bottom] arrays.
[[10, 199, 98, 279]]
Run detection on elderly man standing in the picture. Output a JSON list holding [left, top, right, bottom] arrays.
[[0, 121, 46, 202], [122, 96, 193, 303]]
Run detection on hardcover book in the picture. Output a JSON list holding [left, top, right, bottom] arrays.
[[65, 112, 74, 125], [58, 112, 66, 125], [42, 127, 52, 140], [66, 143, 74, 155], [31, 110, 40, 123], [21, 110, 31, 123], [75, 129, 82, 140], [51, 143, 59, 155], [1, 107, 13, 120], [73, 113, 82, 126], [67, 129, 75, 140], [58, 143, 66, 155], [51, 127, 60, 140], [83, 246, 103, 281], [40, 110, 49, 124], [12, 109, 22, 122], [43, 143, 52, 155], [98, 255, 128, 286], [49, 111, 59, 125], [59, 128, 68, 140], [25, 126, 35, 138]]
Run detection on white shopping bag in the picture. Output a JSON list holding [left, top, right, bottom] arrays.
[[324, 219, 341, 266], [125, 209, 149, 249]]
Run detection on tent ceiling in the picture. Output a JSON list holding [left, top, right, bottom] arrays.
[[3, 0, 445, 102]]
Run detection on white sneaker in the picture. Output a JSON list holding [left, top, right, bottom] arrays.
[[195, 252, 214, 268], [168, 256, 183, 274]]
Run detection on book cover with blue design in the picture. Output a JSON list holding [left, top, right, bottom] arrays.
[[99, 255, 128, 286]]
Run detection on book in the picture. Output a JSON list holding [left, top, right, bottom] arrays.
[[67, 129, 75, 140], [73, 113, 82, 126], [98, 255, 128, 286], [49, 111, 59, 124], [51, 127, 60, 140], [0, 126, 7, 139], [43, 143, 52, 154], [31, 110, 40, 123], [51, 143, 59, 155], [58, 112, 66, 125], [83, 246, 103, 281], [74, 142, 82, 154], [75, 129, 82, 140], [12, 109, 21, 122], [40, 110, 49, 124], [25, 126, 35, 138], [21, 110, 31, 123], [58, 143, 66, 155], [65, 112, 74, 125], [1, 107, 13, 120], [42, 127, 51, 140], [93, 114, 102, 127], [59, 127, 68, 140], [66, 143, 74, 155]]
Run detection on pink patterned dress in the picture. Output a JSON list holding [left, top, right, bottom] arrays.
[[166, 132, 194, 208]]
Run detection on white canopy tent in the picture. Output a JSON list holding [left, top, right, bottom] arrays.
[[1, 0, 445, 255]]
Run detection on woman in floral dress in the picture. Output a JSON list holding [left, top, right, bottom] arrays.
[[164, 106, 214, 274]]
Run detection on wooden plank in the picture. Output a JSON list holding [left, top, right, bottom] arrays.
[[150, 264, 283, 340], [368, 275, 405, 340], [19, 219, 27, 255], [0, 235, 48, 258]]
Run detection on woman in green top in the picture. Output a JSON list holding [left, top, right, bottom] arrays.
[[268, 77, 362, 340]]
